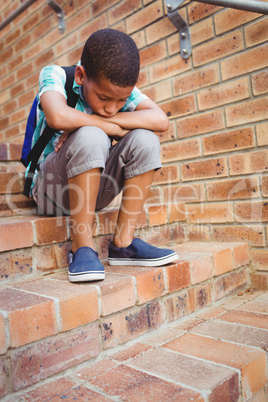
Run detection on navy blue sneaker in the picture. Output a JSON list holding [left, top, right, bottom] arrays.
[[68, 247, 105, 282], [108, 238, 178, 266]]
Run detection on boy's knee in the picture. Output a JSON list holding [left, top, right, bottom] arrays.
[[128, 129, 160, 154], [67, 126, 110, 158]]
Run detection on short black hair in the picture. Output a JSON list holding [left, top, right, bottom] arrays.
[[81, 28, 140, 87]]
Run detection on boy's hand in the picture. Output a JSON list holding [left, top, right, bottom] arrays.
[[98, 119, 129, 139], [55, 131, 70, 152]]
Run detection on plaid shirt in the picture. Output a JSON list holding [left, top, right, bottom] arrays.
[[27, 63, 148, 191]]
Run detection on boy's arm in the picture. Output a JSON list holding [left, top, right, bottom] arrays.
[[40, 91, 128, 137], [100, 98, 169, 133]]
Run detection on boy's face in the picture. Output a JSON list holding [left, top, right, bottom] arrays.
[[75, 66, 134, 117]]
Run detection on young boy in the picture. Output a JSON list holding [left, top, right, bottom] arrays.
[[30, 28, 178, 282]]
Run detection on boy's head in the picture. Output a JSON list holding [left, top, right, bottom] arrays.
[[76, 29, 141, 118], [81, 28, 140, 88]]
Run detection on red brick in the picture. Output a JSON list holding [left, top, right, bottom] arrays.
[[235, 201, 268, 222], [252, 71, 268, 95], [203, 127, 254, 155], [153, 164, 179, 185], [0, 248, 33, 281], [192, 319, 268, 349], [0, 314, 7, 354], [79, 15, 107, 43], [190, 17, 214, 46], [131, 30, 146, 49], [11, 323, 101, 391], [177, 110, 224, 138], [108, 0, 141, 25], [149, 55, 191, 83], [166, 289, 192, 322], [140, 41, 167, 68], [193, 30, 243, 66], [143, 80, 172, 103], [163, 183, 205, 203], [0, 358, 7, 398], [232, 242, 250, 268], [161, 94, 196, 119], [0, 145, 8, 161], [0, 172, 21, 194], [164, 333, 266, 399], [146, 17, 177, 46], [189, 283, 212, 312], [219, 310, 268, 330], [22, 378, 78, 402], [213, 268, 248, 301], [198, 77, 250, 111], [9, 143, 23, 160], [92, 363, 204, 401], [187, 203, 234, 224], [221, 43, 268, 80], [165, 261, 191, 293], [175, 242, 234, 276], [188, 2, 221, 23], [0, 287, 57, 348], [183, 254, 214, 284], [207, 177, 259, 201], [22, 12, 40, 33], [106, 265, 165, 305], [245, 18, 268, 47], [251, 248, 268, 271], [257, 124, 268, 148], [212, 225, 265, 247], [229, 150, 268, 175], [252, 273, 268, 290], [126, 0, 163, 34], [111, 342, 152, 361], [169, 202, 186, 222], [101, 300, 164, 349], [148, 204, 167, 226], [237, 294, 268, 314], [74, 358, 117, 381], [181, 157, 227, 181], [226, 97, 268, 127], [91, 0, 120, 17], [34, 216, 68, 245], [215, 8, 259, 35], [173, 63, 219, 96], [131, 348, 238, 401], [98, 274, 135, 315], [161, 138, 201, 162], [14, 278, 99, 331], [0, 219, 34, 252]]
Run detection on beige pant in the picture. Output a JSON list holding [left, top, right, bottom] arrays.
[[32, 126, 161, 216]]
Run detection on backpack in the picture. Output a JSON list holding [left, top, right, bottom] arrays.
[[21, 65, 79, 197]]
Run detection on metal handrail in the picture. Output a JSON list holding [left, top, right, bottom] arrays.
[[196, 0, 268, 14], [0, 0, 38, 31], [0, 0, 65, 33]]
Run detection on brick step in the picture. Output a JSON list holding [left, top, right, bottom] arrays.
[[2, 287, 267, 400], [0, 241, 253, 398]]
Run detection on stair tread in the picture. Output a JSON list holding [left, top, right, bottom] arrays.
[[11, 290, 268, 402]]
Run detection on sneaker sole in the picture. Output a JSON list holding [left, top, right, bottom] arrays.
[[108, 252, 178, 267], [68, 271, 105, 282]]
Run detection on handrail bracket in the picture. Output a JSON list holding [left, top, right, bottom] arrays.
[[47, 0, 65, 34], [165, 0, 192, 59]]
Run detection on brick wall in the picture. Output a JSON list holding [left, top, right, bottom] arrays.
[[0, 0, 268, 275]]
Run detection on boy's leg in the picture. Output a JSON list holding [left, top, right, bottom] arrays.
[[96, 128, 178, 266], [113, 170, 154, 248], [32, 126, 111, 281], [68, 168, 100, 252]]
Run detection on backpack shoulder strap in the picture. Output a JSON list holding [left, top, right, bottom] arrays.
[[23, 65, 78, 197], [62, 65, 79, 108]]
